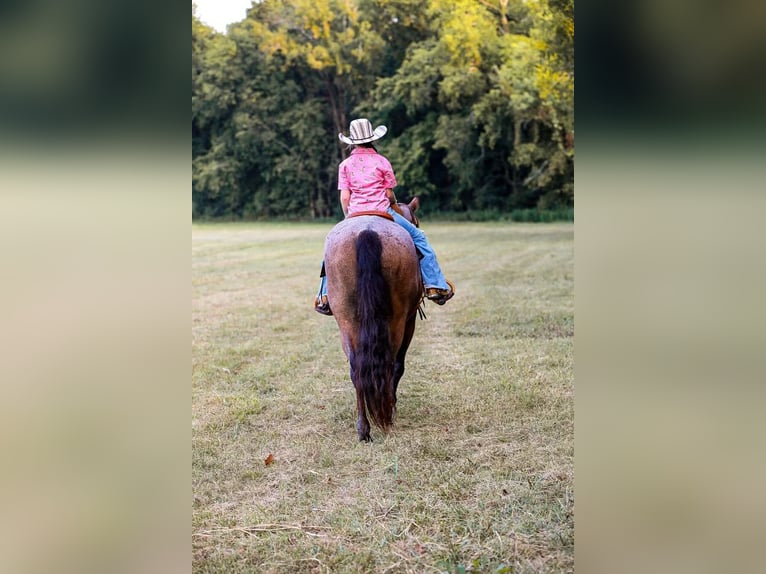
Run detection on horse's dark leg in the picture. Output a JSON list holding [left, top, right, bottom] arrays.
[[354, 384, 372, 442], [393, 314, 417, 402], [349, 353, 371, 442]]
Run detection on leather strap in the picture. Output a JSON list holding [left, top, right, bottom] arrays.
[[347, 210, 395, 222]]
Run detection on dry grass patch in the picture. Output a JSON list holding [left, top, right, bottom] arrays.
[[193, 222, 573, 573]]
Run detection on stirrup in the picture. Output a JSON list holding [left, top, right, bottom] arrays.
[[314, 295, 333, 316], [425, 280, 455, 305]]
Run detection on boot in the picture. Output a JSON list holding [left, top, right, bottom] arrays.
[[425, 280, 455, 305], [314, 295, 333, 316]]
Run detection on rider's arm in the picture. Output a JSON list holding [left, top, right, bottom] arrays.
[[340, 188, 351, 216]]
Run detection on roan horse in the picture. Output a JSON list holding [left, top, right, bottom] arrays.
[[323, 198, 423, 441]]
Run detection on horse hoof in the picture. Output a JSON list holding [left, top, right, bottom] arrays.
[[358, 433, 372, 443]]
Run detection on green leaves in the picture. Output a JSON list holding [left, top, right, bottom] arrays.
[[192, 0, 574, 218]]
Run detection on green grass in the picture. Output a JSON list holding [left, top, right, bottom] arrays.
[[192, 222, 573, 573], [191, 207, 574, 225]]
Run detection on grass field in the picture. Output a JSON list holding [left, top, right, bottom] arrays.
[[192, 222, 573, 573]]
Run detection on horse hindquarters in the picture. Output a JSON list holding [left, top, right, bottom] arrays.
[[325, 216, 420, 442], [353, 229, 396, 438]]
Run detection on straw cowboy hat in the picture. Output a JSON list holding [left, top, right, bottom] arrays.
[[338, 118, 388, 145]]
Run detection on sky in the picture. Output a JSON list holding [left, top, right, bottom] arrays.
[[193, 0, 253, 33]]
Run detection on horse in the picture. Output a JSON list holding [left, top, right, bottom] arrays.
[[323, 198, 423, 442]]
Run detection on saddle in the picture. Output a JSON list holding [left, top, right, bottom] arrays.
[[323, 203, 429, 320], [347, 210, 395, 222], [345, 203, 415, 225]]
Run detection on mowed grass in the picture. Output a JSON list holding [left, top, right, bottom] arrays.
[[192, 222, 573, 573]]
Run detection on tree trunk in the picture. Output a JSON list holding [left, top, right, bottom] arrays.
[[325, 74, 348, 161], [499, 0, 509, 34]]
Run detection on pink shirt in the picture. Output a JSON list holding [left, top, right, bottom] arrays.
[[338, 147, 397, 214]]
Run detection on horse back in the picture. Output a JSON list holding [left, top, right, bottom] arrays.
[[324, 217, 421, 339]]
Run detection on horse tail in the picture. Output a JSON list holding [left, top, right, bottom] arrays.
[[353, 229, 395, 431]]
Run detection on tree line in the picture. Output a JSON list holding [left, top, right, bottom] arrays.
[[192, 0, 573, 220]]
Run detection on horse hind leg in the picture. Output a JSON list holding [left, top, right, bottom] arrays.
[[355, 384, 372, 442], [350, 357, 372, 442], [392, 314, 417, 402]]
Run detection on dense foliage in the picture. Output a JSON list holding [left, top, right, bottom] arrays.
[[192, 0, 573, 220]]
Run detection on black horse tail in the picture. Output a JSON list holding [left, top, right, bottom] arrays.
[[353, 229, 395, 431]]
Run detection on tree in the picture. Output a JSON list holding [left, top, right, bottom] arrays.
[[191, 0, 574, 219], [363, 0, 574, 212]]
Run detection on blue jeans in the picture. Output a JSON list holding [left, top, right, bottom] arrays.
[[317, 209, 449, 299], [386, 207, 449, 290]]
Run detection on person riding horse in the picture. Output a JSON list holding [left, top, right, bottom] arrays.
[[315, 118, 454, 315]]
